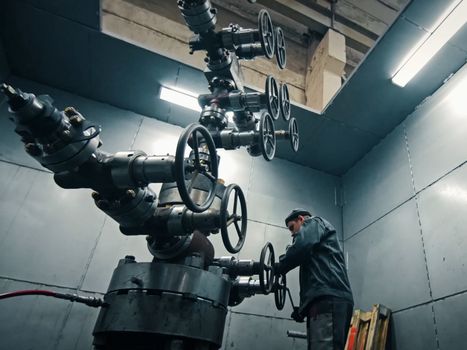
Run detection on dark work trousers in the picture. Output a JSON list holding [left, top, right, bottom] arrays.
[[306, 296, 353, 350]]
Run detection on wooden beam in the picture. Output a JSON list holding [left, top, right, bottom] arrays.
[[211, 0, 308, 46], [101, 0, 306, 102], [257, 0, 374, 52], [345, 0, 400, 24], [305, 29, 346, 111], [313, 0, 388, 36], [378, 0, 408, 12]]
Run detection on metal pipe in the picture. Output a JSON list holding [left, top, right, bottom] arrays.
[[287, 330, 307, 339]]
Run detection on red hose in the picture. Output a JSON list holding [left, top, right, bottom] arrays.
[[0, 289, 57, 300]]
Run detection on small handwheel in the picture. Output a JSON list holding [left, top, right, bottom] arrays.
[[220, 183, 248, 254], [288, 117, 299, 152], [274, 27, 287, 69], [175, 123, 219, 213], [259, 242, 275, 294], [279, 83, 291, 121], [258, 9, 275, 59], [265, 75, 280, 120], [259, 111, 276, 161], [274, 273, 287, 310]]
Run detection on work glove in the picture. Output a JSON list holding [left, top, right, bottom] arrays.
[[290, 307, 305, 323]]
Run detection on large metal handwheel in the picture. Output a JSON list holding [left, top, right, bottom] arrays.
[[175, 123, 219, 213], [259, 111, 276, 161], [279, 83, 291, 121], [259, 242, 275, 294], [288, 117, 299, 152], [265, 75, 280, 120], [274, 273, 287, 310], [220, 183, 247, 254], [274, 27, 287, 69], [258, 9, 275, 59]]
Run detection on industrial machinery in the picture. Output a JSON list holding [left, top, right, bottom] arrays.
[[178, 0, 300, 161], [0, 1, 299, 349]]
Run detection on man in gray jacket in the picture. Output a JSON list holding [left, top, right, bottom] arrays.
[[275, 208, 353, 350]]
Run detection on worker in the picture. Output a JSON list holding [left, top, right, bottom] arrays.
[[275, 208, 354, 350]]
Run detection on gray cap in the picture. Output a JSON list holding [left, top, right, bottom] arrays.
[[284, 208, 311, 226]]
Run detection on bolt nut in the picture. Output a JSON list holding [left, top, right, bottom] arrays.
[[64, 107, 78, 117], [145, 195, 155, 202], [61, 129, 72, 141], [43, 144, 55, 153], [24, 143, 42, 156], [125, 189, 136, 199], [69, 115, 83, 126], [96, 199, 110, 210]]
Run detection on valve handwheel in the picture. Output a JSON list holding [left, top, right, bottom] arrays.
[[274, 273, 287, 310], [259, 111, 276, 161], [274, 27, 287, 70], [175, 123, 219, 213], [279, 83, 291, 121], [288, 117, 299, 152], [259, 242, 275, 294], [258, 9, 275, 59], [265, 75, 280, 120], [220, 183, 247, 253]]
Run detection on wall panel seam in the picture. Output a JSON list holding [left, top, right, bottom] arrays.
[[0, 159, 50, 174], [403, 121, 440, 350], [392, 288, 467, 315], [0, 275, 105, 296]]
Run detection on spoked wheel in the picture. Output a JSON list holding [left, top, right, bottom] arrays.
[[279, 83, 291, 121], [175, 123, 219, 213], [259, 111, 276, 161], [258, 9, 275, 59], [220, 183, 247, 253], [259, 242, 275, 294], [288, 117, 299, 152], [274, 273, 287, 310], [265, 75, 280, 120], [275, 27, 287, 69]]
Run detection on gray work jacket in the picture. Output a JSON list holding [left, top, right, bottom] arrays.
[[276, 216, 353, 315]]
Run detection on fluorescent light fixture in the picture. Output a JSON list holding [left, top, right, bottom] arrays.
[[160, 86, 201, 112], [392, 0, 467, 87]]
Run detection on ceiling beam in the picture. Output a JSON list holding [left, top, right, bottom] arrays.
[[345, 0, 400, 24], [305, 29, 346, 111], [257, 0, 375, 52], [311, 0, 388, 37]]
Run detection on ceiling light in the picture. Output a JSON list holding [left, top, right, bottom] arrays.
[[392, 0, 467, 87], [160, 86, 201, 112]]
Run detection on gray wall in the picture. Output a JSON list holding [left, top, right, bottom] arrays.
[[0, 77, 342, 349], [342, 63, 467, 350]]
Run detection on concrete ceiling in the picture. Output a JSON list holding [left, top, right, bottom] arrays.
[[1, 0, 467, 175]]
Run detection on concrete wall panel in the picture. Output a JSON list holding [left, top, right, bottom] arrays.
[[417, 164, 467, 299], [225, 312, 306, 350], [0, 165, 106, 288], [345, 200, 430, 311], [390, 304, 437, 350], [343, 124, 413, 238], [434, 292, 467, 350], [405, 65, 467, 191]]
